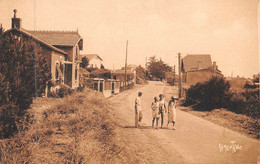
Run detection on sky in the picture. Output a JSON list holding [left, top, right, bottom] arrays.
[[0, 0, 259, 78]]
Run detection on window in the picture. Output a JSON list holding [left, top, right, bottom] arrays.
[[75, 66, 77, 81], [75, 45, 78, 60]]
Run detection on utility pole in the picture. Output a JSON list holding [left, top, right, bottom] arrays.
[[173, 65, 175, 86], [178, 53, 182, 98], [125, 40, 128, 90]]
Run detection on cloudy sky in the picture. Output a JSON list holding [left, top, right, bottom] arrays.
[[0, 0, 259, 77]]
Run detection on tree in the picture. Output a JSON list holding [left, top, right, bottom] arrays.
[[100, 64, 105, 69], [136, 65, 147, 84], [0, 24, 4, 36], [147, 56, 173, 80], [0, 33, 51, 110], [80, 57, 89, 68]]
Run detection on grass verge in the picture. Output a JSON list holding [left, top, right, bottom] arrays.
[[0, 88, 128, 163]]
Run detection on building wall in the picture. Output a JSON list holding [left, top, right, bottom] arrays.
[[88, 57, 102, 68], [186, 70, 223, 86], [227, 78, 247, 90]]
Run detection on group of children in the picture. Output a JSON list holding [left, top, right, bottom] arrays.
[[135, 92, 177, 130]]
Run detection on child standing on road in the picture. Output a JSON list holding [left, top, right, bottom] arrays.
[[135, 92, 143, 128], [151, 97, 160, 129], [168, 96, 177, 130], [159, 94, 167, 128]]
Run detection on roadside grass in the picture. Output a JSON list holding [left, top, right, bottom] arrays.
[[162, 84, 259, 140], [0, 88, 128, 163], [179, 105, 259, 139]]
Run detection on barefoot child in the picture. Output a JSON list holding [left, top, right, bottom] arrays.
[[135, 92, 143, 128], [168, 96, 177, 130], [151, 97, 160, 129], [159, 94, 167, 128]]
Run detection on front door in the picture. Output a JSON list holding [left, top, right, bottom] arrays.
[[64, 64, 72, 87]]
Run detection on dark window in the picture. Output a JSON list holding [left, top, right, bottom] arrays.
[[75, 66, 77, 81]]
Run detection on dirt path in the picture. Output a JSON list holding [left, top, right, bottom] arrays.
[[109, 81, 260, 164]]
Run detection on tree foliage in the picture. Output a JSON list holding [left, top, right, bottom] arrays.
[[147, 56, 172, 80], [185, 77, 231, 110], [80, 57, 89, 68], [136, 65, 147, 84], [90, 69, 111, 79], [0, 32, 51, 138], [0, 33, 51, 110]]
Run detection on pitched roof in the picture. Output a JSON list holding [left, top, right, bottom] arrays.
[[182, 54, 212, 72], [2, 28, 68, 55], [25, 30, 82, 47], [81, 54, 103, 61]]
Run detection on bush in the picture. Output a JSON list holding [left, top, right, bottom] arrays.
[[48, 85, 74, 98], [185, 77, 260, 119], [185, 77, 231, 110], [0, 103, 19, 138], [228, 89, 260, 119]]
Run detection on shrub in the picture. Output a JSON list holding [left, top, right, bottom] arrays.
[[0, 103, 18, 138], [228, 89, 260, 119], [48, 85, 74, 98], [185, 77, 260, 119], [185, 77, 231, 110]]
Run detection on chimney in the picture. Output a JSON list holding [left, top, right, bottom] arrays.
[[213, 61, 217, 71], [12, 9, 22, 29], [213, 61, 217, 76], [198, 61, 202, 69]]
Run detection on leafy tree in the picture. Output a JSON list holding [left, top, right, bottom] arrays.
[[80, 57, 89, 68], [136, 65, 147, 84], [0, 32, 51, 138], [0, 33, 51, 110], [147, 56, 172, 80]]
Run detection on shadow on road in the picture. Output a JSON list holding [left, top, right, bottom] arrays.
[[123, 125, 174, 130]]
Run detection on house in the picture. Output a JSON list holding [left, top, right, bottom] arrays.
[[226, 77, 248, 90], [181, 54, 223, 86], [111, 68, 136, 90], [81, 54, 103, 69], [2, 10, 83, 89]]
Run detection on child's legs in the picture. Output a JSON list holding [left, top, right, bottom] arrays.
[[152, 117, 155, 126], [161, 113, 164, 127], [156, 118, 159, 127], [135, 112, 139, 127]]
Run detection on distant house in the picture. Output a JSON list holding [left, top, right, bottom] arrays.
[[81, 54, 103, 69], [226, 77, 248, 90], [181, 54, 223, 86], [2, 10, 83, 89], [111, 68, 136, 90], [121, 64, 138, 72]]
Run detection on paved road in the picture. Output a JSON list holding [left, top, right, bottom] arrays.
[[110, 81, 260, 163]]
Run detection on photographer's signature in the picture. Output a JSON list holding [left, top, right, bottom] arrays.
[[219, 141, 242, 153]]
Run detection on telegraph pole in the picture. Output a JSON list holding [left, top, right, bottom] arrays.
[[173, 65, 175, 86], [125, 40, 128, 90], [178, 53, 182, 98]]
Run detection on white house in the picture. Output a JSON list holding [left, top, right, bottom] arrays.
[[81, 54, 103, 69]]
